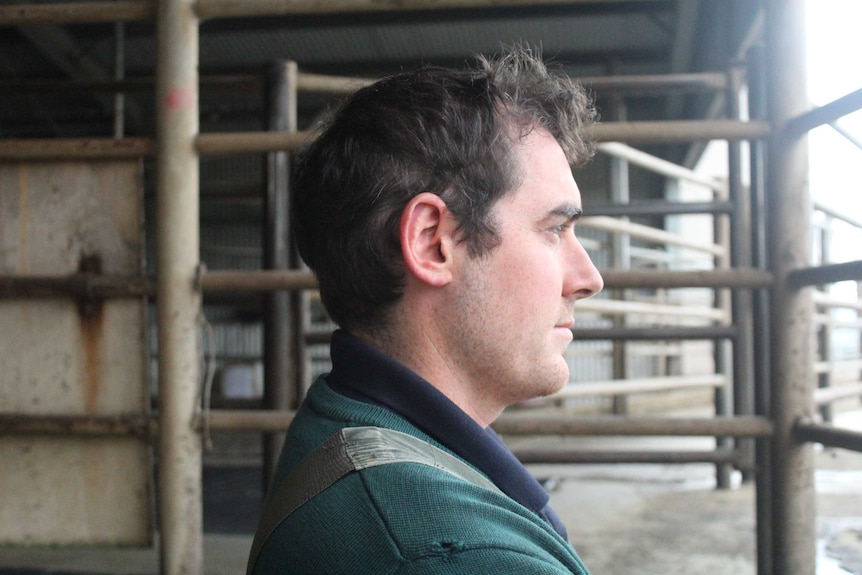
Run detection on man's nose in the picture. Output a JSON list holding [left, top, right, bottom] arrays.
[[565, 240, 604, 300]]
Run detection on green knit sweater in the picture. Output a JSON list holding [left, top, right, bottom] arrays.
[[252, 380, 591, 575]]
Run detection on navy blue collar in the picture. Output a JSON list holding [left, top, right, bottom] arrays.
[[325, 329, 567, 539]]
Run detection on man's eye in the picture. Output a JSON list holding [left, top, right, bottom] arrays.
[[550, 222, 569, 235]]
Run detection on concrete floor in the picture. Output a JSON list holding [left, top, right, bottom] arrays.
[[1, 406, 860, 575]]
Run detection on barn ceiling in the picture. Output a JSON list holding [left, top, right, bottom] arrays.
[[1, 0, 763, 142]]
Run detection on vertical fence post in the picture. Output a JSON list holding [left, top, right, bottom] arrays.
[[609, 93, 630, 416], [263, 60, 299, 486], [727, 62, 756, 482], [748, 41, 775, 575], [766, 1, 817, 573], [155, 0, 203, 573]]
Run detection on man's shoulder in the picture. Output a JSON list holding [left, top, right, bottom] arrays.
[[255, 384, 588, 574], [256, 458, 584, 574]]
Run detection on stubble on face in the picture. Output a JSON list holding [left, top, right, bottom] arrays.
[[444, 239, 573, 422]]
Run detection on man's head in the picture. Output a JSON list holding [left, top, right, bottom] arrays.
[[293, 45, 596, 334]]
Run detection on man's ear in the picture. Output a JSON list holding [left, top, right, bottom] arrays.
[[400, 192, 456, 287]]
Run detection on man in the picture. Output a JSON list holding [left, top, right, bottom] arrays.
[[249, 46, 603, 575]]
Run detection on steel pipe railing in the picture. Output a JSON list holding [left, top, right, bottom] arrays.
[[0, 411, 775, 441], [154, 0, 203, 571], [512, 448, 744, 466], [588, 120, 770, 143], [297, 72, 374, 94], [551, 375, 726, 398], [787, 260, 862, 289], [0, 137, 153, 160], [493, 415, 773, 438], [597, 142, 727, 192], [572, 325, 737, 341], [814, 383, 862, 406], [0, 268, 772, 299], [194, 121, 770, 155], [0, 72, 724, 99], [0, 413, 155, 438], [786, 87, 862, 138], [305, 325, 737, 345], [813, 290, 862, 312], [579, 72, 727, 95], [195, 130, 313, 156], [583, 216, 726, 256], [767, 0, 817, 571], [0, 1, 156, 25], [587, 200, 734, 218], [199, 269, 317, 292], [0, 120, 772, 161], [600, 268, 772, 289], [192, 0, 668, 20], [815, 202, 862, 230], [0, 274, 152, 298], [579, 298, 727, 321], [793, 420, 862, 453]]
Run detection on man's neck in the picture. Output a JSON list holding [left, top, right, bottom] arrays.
[[353, 324, 503, 428]]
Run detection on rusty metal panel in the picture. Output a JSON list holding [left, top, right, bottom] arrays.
[[0, 161, 152, 545]]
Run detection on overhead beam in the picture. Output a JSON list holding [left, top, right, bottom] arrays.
[[194, 0, 667, 20], [0, 0, 669, 26], [0, 1, 155, 25]]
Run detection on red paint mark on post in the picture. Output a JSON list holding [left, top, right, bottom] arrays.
[[166, 87, 195, 109]]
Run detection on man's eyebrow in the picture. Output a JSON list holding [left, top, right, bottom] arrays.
[[544, 204, 583, 222]]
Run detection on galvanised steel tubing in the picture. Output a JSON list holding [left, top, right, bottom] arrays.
[[727, 63, 756, 481], [793, 421, 862, 453], [787, 260, 862, 289], [0, 274, 152, 298], [200, 269, 317, 292], [828, 121, 862, 153], [201, 268, 775, 292], [199, 410, 773, 438], [195, 130, 312, 155], [815, 202, 862, 230], [155, 0, 203, 572], [786, 87, 862, 138], [0, 1, 155, 25], [583, 216, 726, 256], [587, 200, 734, 217], [588, 120, 770, 144], [262, 60, 298, 486], [192, 121, 771, 156], [571, 326, 737, 341], [493, 415, 774, 438], [579, 72, 727, 95], [194, 0, 679, 19], [767, 0, 817, 572], [0, 413, 155, 439], [600, 268, 773, 289], [597, 141, 727, 192], [512, 448, 744, 466], [748, 42, 774, 575], [551, 374, 725, 398], [297, 72, 373, 94], [201, 409, 296, 433], [0, 137, 153, 160], [814, 383, 862, 406], [0, 71, 726, 100]]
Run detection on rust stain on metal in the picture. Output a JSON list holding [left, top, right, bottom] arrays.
[[77, 254, 105, 413], [17, 165, 28, 274]]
